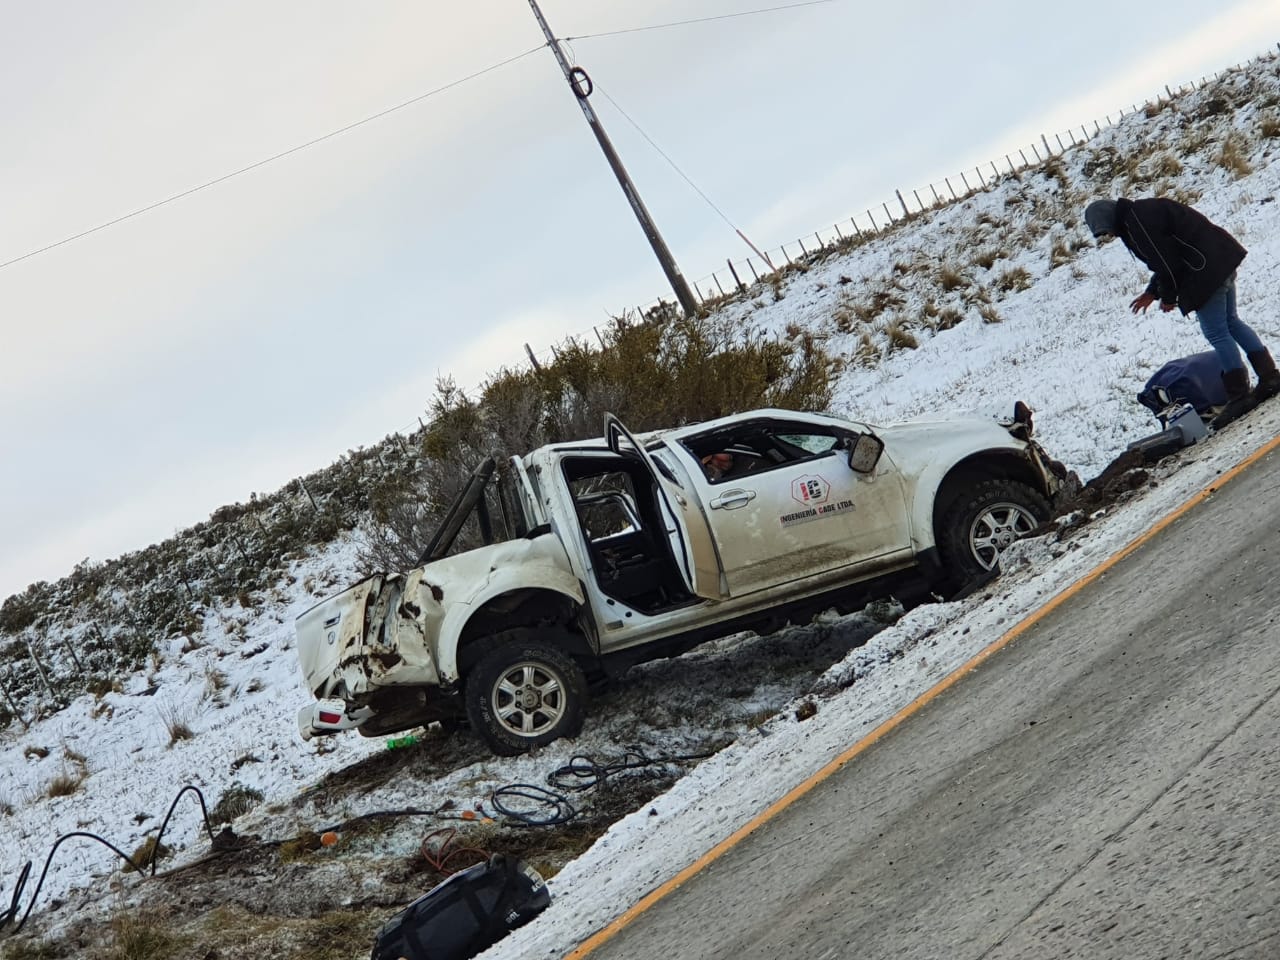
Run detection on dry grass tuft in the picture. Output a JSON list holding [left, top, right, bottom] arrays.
[[852, 330, 879, 367], [979, 304, 1004, 324], [45, 766, 87, 799], [107, 907, 185, 960], [935, 307, 964, 331], [157, 698, 195, 745], [883, 317, 919, 351], [1049, 237, 1074, 269], [971, 248, 999, 270], [1262, 113, 1280, 139], [936, 263, 966, 292], [996, 266, 1033, 293], [127, 836, 172, 873], [1217, 133, 1253, 177]]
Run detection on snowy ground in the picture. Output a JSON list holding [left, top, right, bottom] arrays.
[[4, 59, 1280, 959]]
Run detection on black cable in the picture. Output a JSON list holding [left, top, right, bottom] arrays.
[[490, 784, 578, 827], [0, 43, 546, 273], [564, 0, 836, 41], [150, 785, 214, 875], [1, 832, 146, 937], [493, 750, 714, 827]]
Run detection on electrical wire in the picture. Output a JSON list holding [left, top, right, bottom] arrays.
[[593, 82, 741, 234], [564, 0, 836, 40], [0, 43, 547, 273]]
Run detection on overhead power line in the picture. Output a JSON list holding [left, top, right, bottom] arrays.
[[594, 83, 740, 234], [563, 0, 836, 40], [0, 44, 547, 273]]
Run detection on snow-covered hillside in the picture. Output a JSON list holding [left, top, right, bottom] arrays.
[[4, 51, 1280, 960]]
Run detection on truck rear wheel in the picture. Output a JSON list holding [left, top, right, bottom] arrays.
[[464, 631, 587, 756]]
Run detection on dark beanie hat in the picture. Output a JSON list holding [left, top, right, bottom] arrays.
[[1085, 199, 1118, 237]]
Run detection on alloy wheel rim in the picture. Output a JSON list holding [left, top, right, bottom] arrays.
[[969, 502, 1037, 570], [492, 661, 567, 737]]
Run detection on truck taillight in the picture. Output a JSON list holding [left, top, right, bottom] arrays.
[[318, 710, 343, 724]]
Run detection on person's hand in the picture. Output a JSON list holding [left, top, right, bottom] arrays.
[[1130, 292, 1156, 314], [1159, 300, 1176, 312]]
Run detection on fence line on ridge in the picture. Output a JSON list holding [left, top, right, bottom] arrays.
[[386, 45, 1280, 441]]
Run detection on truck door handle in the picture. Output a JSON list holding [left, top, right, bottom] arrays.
[[710, 489, 756, 510]]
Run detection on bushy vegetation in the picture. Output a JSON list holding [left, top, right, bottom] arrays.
[[360, 311, 838, 571]]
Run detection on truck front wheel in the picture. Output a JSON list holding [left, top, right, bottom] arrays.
[[465, 632, 588, 756], [937, 478, 1049, 589]]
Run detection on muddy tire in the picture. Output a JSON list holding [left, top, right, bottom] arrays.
[[937, 479, 1049, 590], [465, 633, 587, 756]]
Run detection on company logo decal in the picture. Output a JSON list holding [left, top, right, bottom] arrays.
[[781, 474, 855, 527]]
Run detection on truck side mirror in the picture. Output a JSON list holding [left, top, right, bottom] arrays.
[[847, 433, 884, 473]]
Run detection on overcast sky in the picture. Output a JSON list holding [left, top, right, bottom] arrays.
[[2, 0, 1278, 601]]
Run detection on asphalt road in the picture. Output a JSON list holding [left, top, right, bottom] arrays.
[[587, 447, 1280, 959]]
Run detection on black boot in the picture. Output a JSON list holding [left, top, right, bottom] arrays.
[[1248, 349, 1280, 402], [1211, 366, 1255, 429]]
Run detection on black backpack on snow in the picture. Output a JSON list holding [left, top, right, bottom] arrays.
[[370, 854, 551, 960]]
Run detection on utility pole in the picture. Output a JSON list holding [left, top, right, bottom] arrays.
[[527, 0, 699, 318]]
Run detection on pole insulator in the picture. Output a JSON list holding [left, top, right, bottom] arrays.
[[570, 67, 593, 99]]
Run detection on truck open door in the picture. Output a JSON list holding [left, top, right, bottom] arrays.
[[604, 414, 724, 600]]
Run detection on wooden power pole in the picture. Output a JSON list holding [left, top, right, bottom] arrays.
[[526, 0, 699, 318]]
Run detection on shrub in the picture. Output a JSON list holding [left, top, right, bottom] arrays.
[[1261, 113, 1280, 139]]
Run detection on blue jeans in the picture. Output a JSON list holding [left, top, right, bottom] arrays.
[[1196, 273, 1264, 372]]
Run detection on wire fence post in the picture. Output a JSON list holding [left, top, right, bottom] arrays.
[[895, 189, 910, 217], [0, 665, 27, 730], [26, 638, 56, 701], [523, 343, 544, 375], [725, 259, 745, 292], [296, 478, 320, 513]]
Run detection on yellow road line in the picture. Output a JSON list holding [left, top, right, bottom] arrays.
[[565, 431, 1280, 959]]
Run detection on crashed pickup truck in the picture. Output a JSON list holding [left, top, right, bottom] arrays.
[[296, 406, 1071, 755]]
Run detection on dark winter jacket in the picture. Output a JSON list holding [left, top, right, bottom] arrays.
[[1114, 198, 1246, 313]]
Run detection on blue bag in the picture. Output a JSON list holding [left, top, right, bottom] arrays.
[[1136, 351, 1227, 416]]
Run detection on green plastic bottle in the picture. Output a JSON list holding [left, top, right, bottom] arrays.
[[386, 735, 419, 750]]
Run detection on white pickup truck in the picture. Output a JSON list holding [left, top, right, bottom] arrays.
[[296, 406, 1071, 755]]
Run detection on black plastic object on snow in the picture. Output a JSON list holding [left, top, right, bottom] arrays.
[[1137, 351, 1228, 419], [370, 854, 551, 960]]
